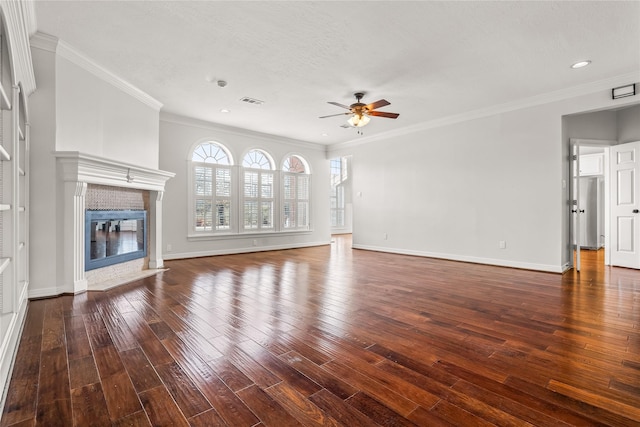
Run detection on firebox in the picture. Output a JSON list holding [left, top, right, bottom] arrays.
[[85, 210, 147, 271]]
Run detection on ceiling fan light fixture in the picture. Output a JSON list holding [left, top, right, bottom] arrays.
[[347, 114, 370, 127]]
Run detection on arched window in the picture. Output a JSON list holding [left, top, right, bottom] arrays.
[[282, 155, 310, 230], [242, 149, 274, 230], [191, 141, 233, 232]]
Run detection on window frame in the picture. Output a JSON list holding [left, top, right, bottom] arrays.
[[241, 149, 277, 232], [282, 154, 312, 231], [187, 145, 313, 240], [188, 141, 236, 235]]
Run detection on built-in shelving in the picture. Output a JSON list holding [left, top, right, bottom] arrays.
[[0, 144, 9, 161], [0, 81, 10, 110], [0, 258, 9, 275]]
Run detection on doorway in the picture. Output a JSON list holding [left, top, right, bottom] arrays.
[[570, 140, 611, 271], [569, 138, 640, 271]]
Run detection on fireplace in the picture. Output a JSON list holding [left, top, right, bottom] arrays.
[[55, 152, 174, 293], [85, 210, 147, 271]]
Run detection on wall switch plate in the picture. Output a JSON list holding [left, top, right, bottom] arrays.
[[166, 244, 172, 252], [499, 240, 506, 249]]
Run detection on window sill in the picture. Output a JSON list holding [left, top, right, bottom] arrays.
[[187, 229, 313, 241]]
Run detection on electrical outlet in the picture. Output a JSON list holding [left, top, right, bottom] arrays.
[[499, 240, 506, 249], [166, 244, 172, 252], [253, 239, 258, 246], [383, 233, 388, 240]]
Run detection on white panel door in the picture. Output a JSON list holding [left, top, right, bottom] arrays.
[[611, 141, 640, 268]]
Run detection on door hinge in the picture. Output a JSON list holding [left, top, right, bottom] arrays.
[[572, 199, 577, 205], [572, 155, 577, 160]]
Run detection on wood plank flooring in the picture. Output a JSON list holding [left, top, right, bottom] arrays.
[[2, 236, 640, 426]]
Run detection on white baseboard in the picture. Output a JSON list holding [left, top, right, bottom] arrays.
[[164, 240, 331, 261], [352, 244, 564, 273]]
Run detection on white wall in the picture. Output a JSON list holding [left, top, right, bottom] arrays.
[[330, 83, 640, 272], [55, 56, 159, 169], [617, 104, 640, 144], [28, 47, 59, 294], [564, 110, 617, 141], [160, 114, 331, 259]]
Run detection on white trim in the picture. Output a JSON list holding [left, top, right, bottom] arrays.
[[329, 72, 640, 153], [30, 32, 163, 110], [164, 240, 330, 260], [54, 151, 175, 192], [0, 295, 28, 411], [187, 229, 312, 241], [28, 286, 72, 299], [0, 1, 36, 94], [21, 1, 37, 36], [161, 112, 326, 152], [352, 244, 564, 273]]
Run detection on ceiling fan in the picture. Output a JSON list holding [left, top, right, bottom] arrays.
[[319, 92, 399, 128]]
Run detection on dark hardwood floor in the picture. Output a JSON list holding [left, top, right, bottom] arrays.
[[2, 236, 639, 426]]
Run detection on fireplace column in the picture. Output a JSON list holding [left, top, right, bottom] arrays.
[[148, 190, 164, 269], [63, 180, 88, 293]]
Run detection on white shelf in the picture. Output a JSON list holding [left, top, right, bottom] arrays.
[[18, 242, 24, 251], [0, 144, 9, 161], [0, 204, 10, 211], [18, 126, 24, 141], [0, 258, 9, 275], [18, 206, 25, 212], [18, 167, 24, 176], [0, 82, 10, 110]]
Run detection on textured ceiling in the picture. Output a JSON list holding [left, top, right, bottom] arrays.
[[33, 1, 640, 146]]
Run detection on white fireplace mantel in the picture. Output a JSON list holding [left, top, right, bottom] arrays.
[[55, 151, 175, 294], [55, 151, 175, 191]]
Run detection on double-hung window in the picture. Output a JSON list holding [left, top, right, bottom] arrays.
[[242, 150, 274, 231], [191, 142, 232, 233], [282, 155, 310, 230]]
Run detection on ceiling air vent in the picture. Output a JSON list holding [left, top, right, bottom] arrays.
[[240, 96, 264, 105]]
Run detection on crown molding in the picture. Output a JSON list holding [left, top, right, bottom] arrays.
[[160, 111, 327, 153], [0, 1, 37, 95], [30, 31, 163, 111], [329, 71, 640, 152]]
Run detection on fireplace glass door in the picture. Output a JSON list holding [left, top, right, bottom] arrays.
[[85, 210, 147, 271]]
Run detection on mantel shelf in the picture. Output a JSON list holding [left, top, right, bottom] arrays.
[[0, 144, 9, 161], [0, 258, 9, 275], [0, 82, 11, 110]]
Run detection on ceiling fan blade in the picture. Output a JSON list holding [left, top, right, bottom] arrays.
[[328, 101, 351, 110], [365, 99, 390, 111], [319, 112, 350, 119], [367, 111, 399, 119]]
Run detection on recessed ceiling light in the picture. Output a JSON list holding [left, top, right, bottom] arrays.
[[220, 109, 230, 113], [571, 60, 591, 69]]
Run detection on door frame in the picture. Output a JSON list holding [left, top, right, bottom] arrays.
[[569, 138, 614, 270]]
